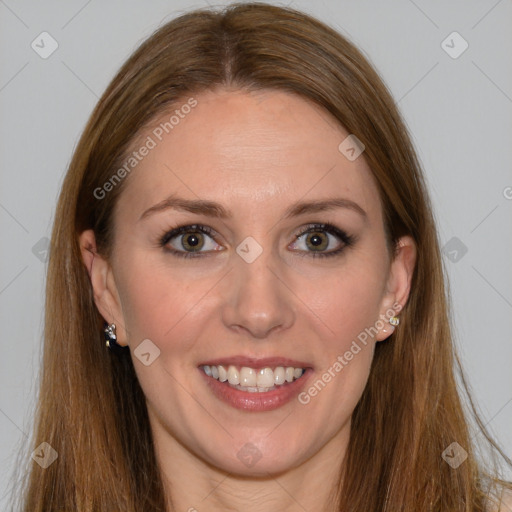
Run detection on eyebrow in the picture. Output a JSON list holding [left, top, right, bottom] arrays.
[[138, 195, 367, 222]]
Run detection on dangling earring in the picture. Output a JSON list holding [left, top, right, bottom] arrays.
[[104, 323, 126, 354]]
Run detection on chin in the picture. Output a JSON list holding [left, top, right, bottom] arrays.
[[199, 436, 309, 477]]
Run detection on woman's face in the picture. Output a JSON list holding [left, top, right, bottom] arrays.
[[82, 88, 415, 477]]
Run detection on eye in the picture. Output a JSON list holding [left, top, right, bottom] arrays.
[[158, 222, 355, 260], [289, 223, 355, 258], [159, 224, 223, 258]]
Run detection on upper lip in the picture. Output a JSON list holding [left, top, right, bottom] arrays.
[[198, 356, 313, 369]]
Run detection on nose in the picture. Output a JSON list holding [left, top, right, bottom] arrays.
[[220, 248, 296, 339]]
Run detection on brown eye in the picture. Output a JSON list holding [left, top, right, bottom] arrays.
[[160, 224, 223, 258], [304, 231, 329, 251], [181, 232, 205, 252], [290, 223, 355, 259]]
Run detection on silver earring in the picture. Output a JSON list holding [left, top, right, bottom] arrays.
[[389, 316, 400, 326], [104, 323, 126, 354]]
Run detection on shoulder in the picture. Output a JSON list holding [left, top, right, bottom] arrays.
[[492, 488, 512, 512], [484, 487, 512, 512], [500, 489, 512, 511]]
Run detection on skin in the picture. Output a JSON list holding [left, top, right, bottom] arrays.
[[80, 88, 416, 512]]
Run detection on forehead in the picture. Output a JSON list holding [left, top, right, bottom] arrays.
[[115, 88, 383, 226]]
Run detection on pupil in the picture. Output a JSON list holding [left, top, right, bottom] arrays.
[[310, 234, 322, 246], [184, 233, 203, 251], [187, 235, 199, 246], [307, 232, 328, 252]]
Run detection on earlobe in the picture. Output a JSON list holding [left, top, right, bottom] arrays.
[[78, 230, 128, 346], [376, 235, 417, 342]]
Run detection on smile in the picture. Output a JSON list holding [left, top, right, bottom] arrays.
[[198, 360, 313, 412], [201, 364, 306, 392]]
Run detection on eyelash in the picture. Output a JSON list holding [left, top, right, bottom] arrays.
[[157, 223, 355, 260]]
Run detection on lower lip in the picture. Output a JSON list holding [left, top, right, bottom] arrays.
[[199, 368, 313, 412]]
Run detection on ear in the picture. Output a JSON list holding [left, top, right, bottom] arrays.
[[375, 235, 416, 342], [79, 229, 128, 346]]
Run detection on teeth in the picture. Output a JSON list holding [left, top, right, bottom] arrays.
[[227, 366, 240, 385], [202, 364, 306, 391], [274, 366, 285, 385], [218, 365, 228, 382], [240, 367, 256, 387], [257, 367, 274, 388]]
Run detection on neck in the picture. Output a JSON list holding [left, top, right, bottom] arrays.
[[150, 415, 350, 512]]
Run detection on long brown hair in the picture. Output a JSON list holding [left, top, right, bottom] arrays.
[[14, 2, 511, 510]]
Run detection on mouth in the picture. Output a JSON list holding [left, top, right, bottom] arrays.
[[198, 357, 313, 411], [200, 364, 306, 392]]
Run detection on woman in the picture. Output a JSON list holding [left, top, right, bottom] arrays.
[[17, 2, 511, 511]]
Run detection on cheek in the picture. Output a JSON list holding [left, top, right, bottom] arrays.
[[296, 257, 386, 400], [296, 277, 380, 432], [302, 261, 386, 345], [114, 254, 208, 346], [114, 253, 232, 390]]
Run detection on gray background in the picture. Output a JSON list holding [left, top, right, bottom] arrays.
[[1, 0, 511, 506]]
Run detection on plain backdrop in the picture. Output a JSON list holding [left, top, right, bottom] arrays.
[[1, 0, 511, 507]]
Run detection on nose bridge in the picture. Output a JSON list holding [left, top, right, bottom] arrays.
[[221, 241, 295, 338]]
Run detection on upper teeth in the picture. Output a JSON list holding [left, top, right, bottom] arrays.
[[202, 364, 305, 388]]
